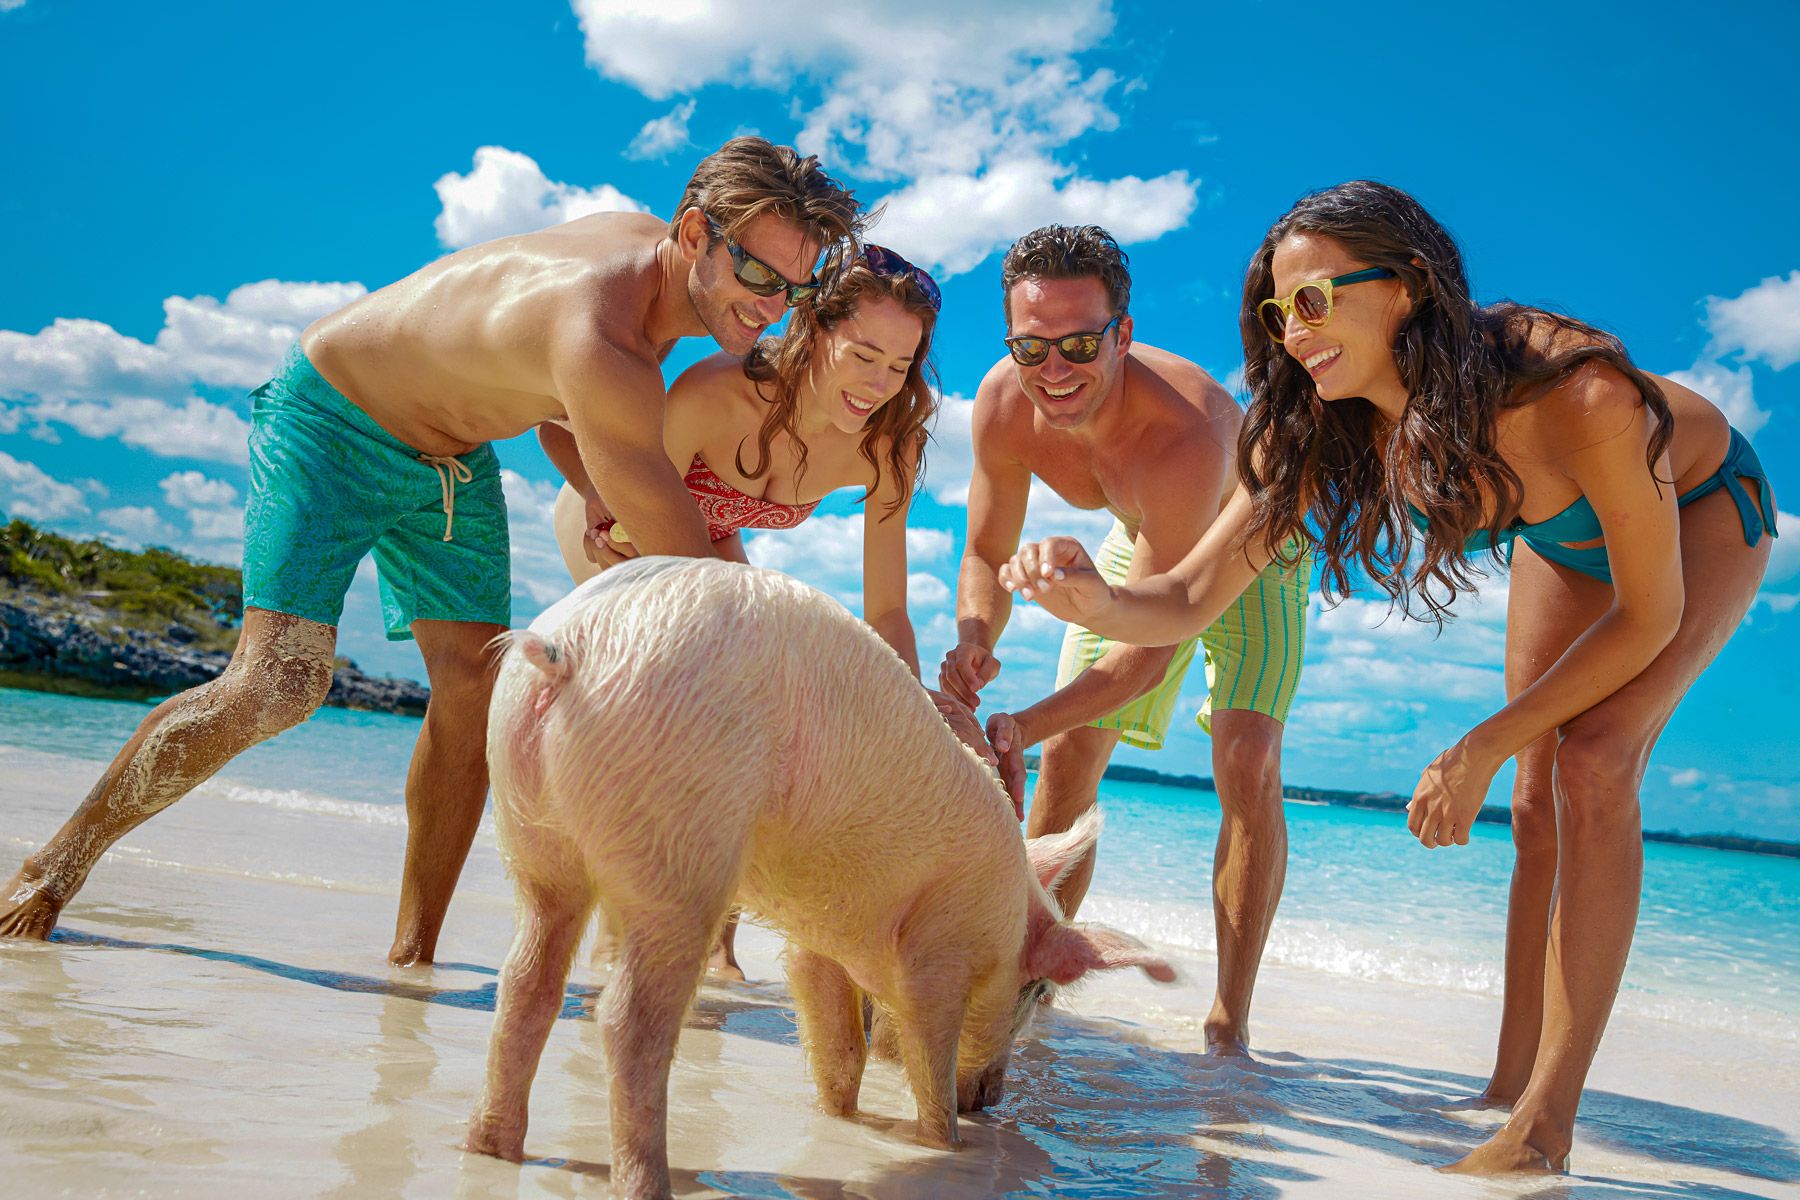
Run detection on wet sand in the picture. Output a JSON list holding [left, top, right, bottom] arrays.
[[3, 745, 1795, 1199]]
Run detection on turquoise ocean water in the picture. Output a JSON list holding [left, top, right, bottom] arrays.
[[3, 685, 1795, 1042]]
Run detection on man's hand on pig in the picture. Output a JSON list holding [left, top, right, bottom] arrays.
[[926, 688, 1024, 819], [983, 712, 1029, 821]]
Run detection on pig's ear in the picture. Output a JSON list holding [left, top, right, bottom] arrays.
[[514, 632, 571, 684], [1024, 807, 1103, 897], [1024, 920, 1177, 987]]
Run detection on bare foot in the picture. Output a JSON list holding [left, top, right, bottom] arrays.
[[0, 865, 64, 940], [1477, 1080, 1524, 1107], [1440, 1125, 1568, 1174], [1203, 1019, 1252, 1058], [387, 934, 436, 968]]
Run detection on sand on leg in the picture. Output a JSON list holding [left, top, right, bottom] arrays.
[[0, 608, 336, 938], [1202, 708, 1288, 1056], [389, 618, 507, 966], [1448, 484, 1771, 1173]]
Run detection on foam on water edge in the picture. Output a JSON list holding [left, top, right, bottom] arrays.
[[1081, 893, 1800, 1043]]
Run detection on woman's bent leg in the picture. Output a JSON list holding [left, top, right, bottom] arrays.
[[1450, 487, 1770, 1172]]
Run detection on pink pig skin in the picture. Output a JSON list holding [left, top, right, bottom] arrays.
[[463, 558, 1172, 1199]]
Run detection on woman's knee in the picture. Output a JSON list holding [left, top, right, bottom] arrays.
[[1552, 727, 1646, 833], [1510, 751, 1559, 857]]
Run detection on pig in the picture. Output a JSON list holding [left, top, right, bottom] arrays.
[[463, 557, 1173, 1199]]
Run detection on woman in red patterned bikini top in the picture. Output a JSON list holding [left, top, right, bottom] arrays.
[[544, 244, 944, 675]]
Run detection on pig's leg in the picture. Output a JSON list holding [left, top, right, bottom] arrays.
[[602, 916, 718, 1200], [465, 865, 594, 1162], [893, 972, 972, 1148], [788, 948, 866, 1116]]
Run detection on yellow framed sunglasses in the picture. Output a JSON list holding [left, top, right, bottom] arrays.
[[1257, 267, 1397, 342]]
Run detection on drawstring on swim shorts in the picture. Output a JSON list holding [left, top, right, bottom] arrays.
[[418, 454, 473, 541]]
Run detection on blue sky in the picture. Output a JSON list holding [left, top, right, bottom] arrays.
[[2, 0, 1797, 837]]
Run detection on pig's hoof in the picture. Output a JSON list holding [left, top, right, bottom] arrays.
[[0, 869, 63, 940], [463, 1121, 525, 1163]]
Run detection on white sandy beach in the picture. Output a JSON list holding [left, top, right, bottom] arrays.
[[2, 742, 1795, 1200]]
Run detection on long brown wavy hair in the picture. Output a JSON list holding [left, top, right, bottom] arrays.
[[1238, 180, 1675, 622], [739, 254, 940, 518]]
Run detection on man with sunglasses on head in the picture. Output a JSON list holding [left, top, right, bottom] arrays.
[[0, 137, 861, 967], [939, 224, 1311, 1056]]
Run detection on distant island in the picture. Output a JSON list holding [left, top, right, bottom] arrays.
[[0, 516, 428, 715], [1022, 757, 1800, 862]]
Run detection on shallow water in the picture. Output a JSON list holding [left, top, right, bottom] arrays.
[[2, 684, 1797, 1196], [6, 685, 1793, 1041]]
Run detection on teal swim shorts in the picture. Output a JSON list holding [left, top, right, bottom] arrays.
[[241, 346, 511, 640]]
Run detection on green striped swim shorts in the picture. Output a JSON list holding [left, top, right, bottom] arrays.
[[1053, 520, 1310, 749]]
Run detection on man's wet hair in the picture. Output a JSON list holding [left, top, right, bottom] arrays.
[[673, 136, 863, 255], [1000, 224, 1131, 324]]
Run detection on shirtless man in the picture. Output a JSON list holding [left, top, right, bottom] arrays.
[[0, 137, 862, 966], [939, 225, 1311, 1054]]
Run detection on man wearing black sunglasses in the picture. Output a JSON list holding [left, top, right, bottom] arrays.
[[940, 224, 1310, 1056], [0, 138, 863, 969]]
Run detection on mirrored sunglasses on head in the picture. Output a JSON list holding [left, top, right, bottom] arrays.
[[1003, 312, 1123, 366], [860, 244, 941, 312]]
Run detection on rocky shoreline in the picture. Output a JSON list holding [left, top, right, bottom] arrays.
[[0, 592, 430, 716]]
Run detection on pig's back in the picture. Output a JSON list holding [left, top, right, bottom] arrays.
[[518, 559, 1025, 945]]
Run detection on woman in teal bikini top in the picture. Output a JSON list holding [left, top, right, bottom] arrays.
[[995, 181, 1774, 1177]]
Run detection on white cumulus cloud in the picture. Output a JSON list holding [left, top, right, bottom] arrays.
[[433, 146, 648, 250], [0, 450, 86, 522], [99, 505, 173, 544], [0, 279, 360, 463], [159, 469, 239, 510], [876, 158, 1198, 279], [567, 0, 1197, 279], [627, 100, 697, 161], [1704, 270, 1800, 370], [1664, 359, 1766, 439], [32, 396, 250, 464], [501, 469, 578, 612]]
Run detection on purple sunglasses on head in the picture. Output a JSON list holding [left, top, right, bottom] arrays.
[[861, 244, 941, 312]]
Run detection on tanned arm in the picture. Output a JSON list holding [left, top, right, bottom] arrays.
[[1001, 435, 1229, 750], [940, 371, 1034, 708], [861, 438, 923, 676], [550, 324, 711, 559]]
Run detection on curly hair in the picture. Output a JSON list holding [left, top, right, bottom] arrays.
[[738, 257, 940, 519], [1000, 224, 1131, 323], [1237, 180, 1675, 623], [672, 136, 864, 252]]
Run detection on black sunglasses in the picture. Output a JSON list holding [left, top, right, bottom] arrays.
[[1003, 312, 1123, 366], [704, 213, 821, 307]]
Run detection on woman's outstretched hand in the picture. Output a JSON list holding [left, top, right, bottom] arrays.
[[999, 537, 1112, 625], [1407, 737, 1502, 848]]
